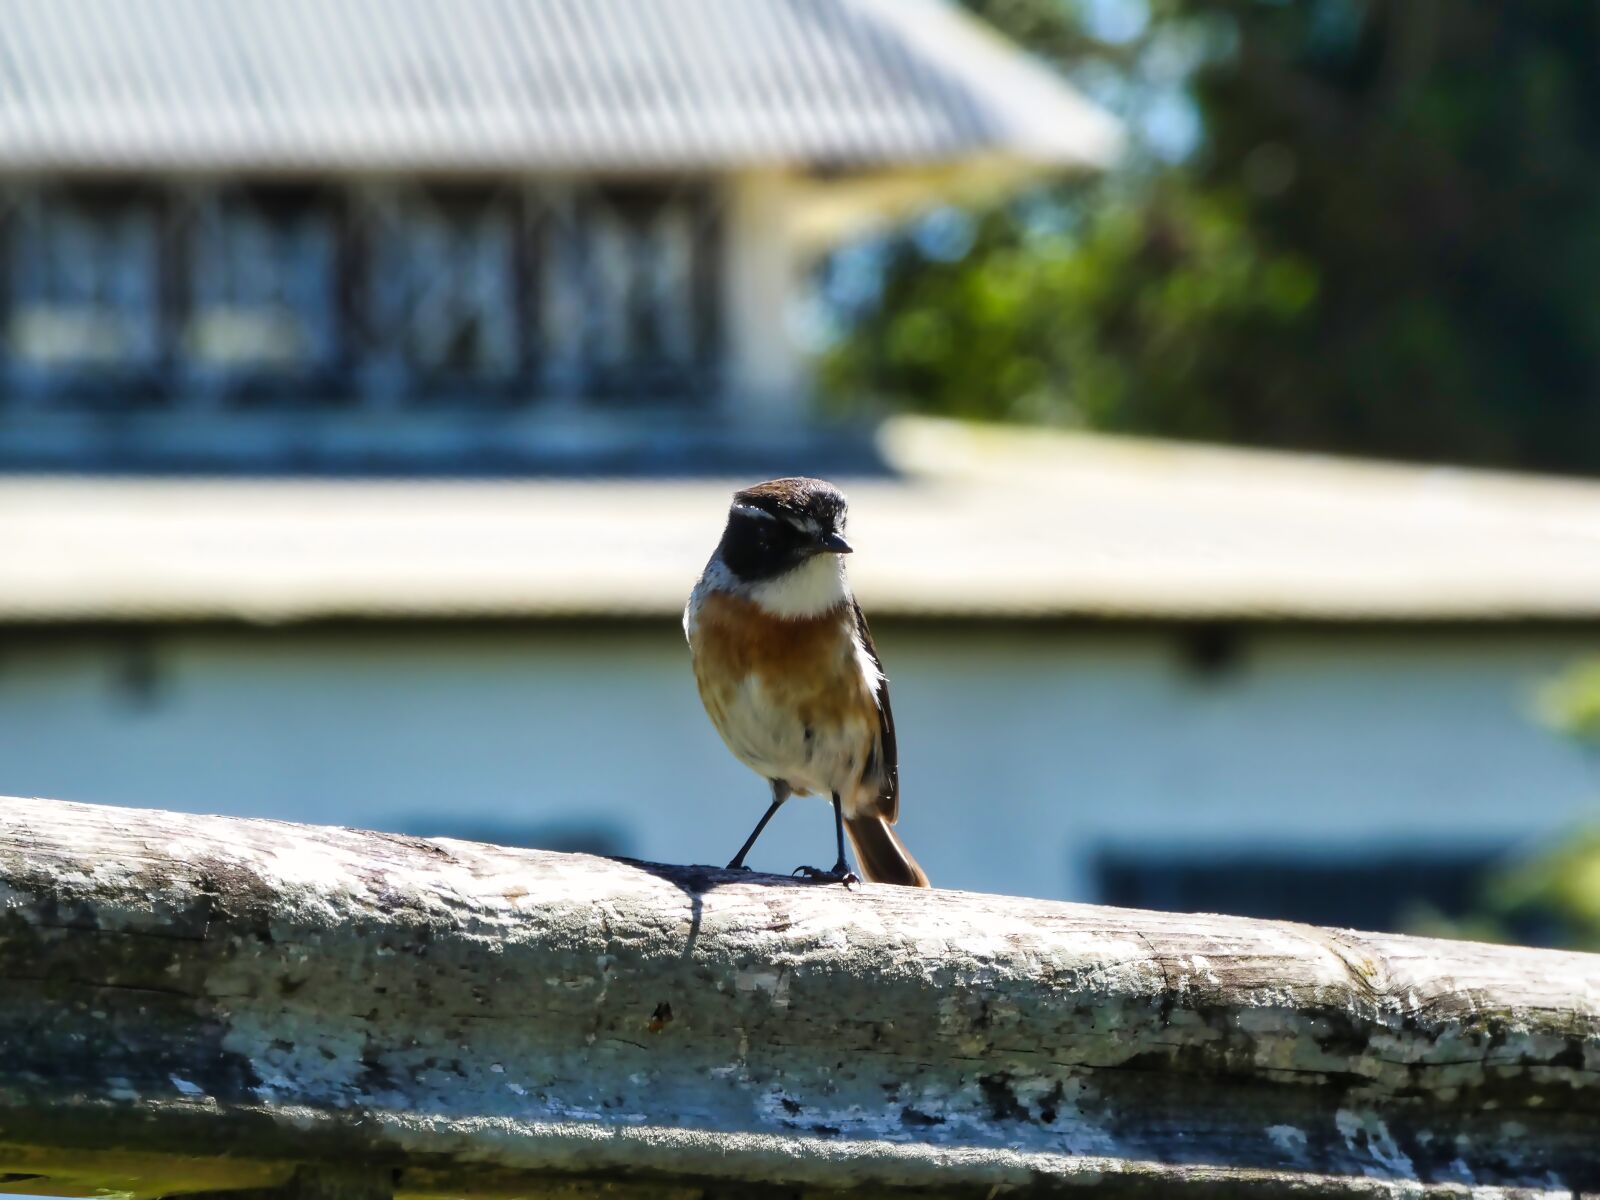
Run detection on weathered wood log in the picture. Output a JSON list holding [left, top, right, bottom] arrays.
[[0, 796, 1597, 1199]]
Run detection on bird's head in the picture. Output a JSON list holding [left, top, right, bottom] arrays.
[[716, 477, 854, 605]]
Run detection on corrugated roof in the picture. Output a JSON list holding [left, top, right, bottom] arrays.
[[7, 418, 1600, 624], [0, 0, 1119, 171]]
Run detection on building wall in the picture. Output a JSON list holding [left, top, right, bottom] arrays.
[[721, 170, 808, 420], [1, 622, 1595, 907]]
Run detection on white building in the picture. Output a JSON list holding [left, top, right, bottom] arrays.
[[6, 419, 1600, 927]]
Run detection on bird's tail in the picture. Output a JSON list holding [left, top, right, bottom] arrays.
[[845, 815, 930, 888]]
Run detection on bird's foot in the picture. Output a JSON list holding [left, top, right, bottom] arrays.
[[792, 864, 859, 888], [724, 860, 754, 873]]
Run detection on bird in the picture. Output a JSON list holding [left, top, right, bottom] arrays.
[[683, 477, 930, 888]]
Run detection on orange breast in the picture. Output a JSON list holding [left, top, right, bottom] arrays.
[[692, 592, 849, 683], [688, 591, 880, 798]]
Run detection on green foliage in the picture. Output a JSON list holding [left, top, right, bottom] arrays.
[[825, 0, 1600, 474], [1484, 827, 1600, 949], [1502, 659, 1600, 948], [822, 185, 1318, 435], [1423, 658, 1600, 951], [1535, 659, 1600, 746]]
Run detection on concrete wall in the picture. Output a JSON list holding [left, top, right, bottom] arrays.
[[2, 622, 1596, 903]]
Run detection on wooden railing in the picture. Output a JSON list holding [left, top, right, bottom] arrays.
[[0, 795, 1596, 1198]]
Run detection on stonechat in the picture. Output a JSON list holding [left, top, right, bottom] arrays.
[[684, 477, 930, 887]]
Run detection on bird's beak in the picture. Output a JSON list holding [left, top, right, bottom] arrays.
[[816, 531, 853, 555]]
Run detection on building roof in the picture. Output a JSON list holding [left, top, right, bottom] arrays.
[[0, 0, 1119, 173], [8, 418, 1600, 625]]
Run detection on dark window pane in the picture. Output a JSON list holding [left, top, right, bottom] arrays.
[[398, 818, 632, 857], [1093, 847, 1503, 934]]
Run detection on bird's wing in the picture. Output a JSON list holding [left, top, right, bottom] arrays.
[[853, 600, 899, 823]]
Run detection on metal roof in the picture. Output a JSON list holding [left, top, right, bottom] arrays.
[[0, 0, 1119, 172], [7, 418, 1600, 625]]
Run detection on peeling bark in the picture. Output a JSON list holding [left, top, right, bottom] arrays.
[[0, 795, 1597, 1198]]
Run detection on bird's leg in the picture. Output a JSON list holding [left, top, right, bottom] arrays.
[[831, 792, 851, 876], [792, 793, 859, 886], [726, 781, 790, 871]]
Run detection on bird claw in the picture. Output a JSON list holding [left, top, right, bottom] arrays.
[[792, 865, 859, 888], [724, 862, 754, 873]]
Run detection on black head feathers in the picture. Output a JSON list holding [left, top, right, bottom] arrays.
[[719, 477, 851, 583]]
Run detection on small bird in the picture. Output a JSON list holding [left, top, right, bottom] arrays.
[[684, 477, 929, 887]]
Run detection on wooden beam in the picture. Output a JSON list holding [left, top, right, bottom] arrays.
[[0, 795, 1596, 1197]]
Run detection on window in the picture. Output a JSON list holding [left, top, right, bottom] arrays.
[[357, 187, 524, 402], [2, 187, 163, 401], [0, 180, 722, 418], [1093, 846, 1503, 934], [539, 185, 719, 400], [180, 186, 341, 399], [401, 817, 631, 857]]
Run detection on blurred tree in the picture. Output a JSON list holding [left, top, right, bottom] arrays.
[[1535, 658, 1600, 750], [824, 0, 1600, 475], [1409, 659, 1600, 951], [1476, 829, 1600, 951], [1490, 660, 1600, 950]]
